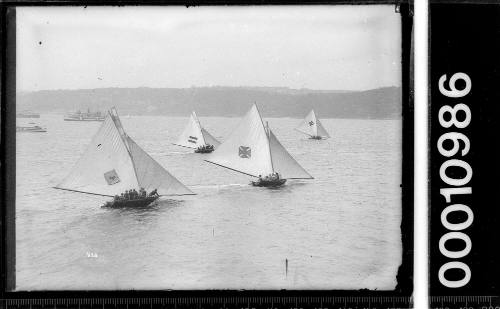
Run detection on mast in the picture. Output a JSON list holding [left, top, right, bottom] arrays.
[[266, 121, 274, 173], [192, 111, 206, 145], [109, 108, 142, 187]]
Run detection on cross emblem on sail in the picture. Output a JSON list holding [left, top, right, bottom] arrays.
[[205, 104, 313, 180], [55, 107, 194, 197], [238, 146, 251, 158], [173, 112, 220, 149], [295, 109, 330, 139]]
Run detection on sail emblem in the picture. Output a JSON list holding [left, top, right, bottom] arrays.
[[104, 169, 121, 185], [238, 146, 252, 158], [308, 121, 314, 126], [188, 135, 198, 144]]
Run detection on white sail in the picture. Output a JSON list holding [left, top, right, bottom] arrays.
[[295, 110, 330, 138], [268, 129, 313, 179], [315, 118, 330, 138], [173, 112, 206, 149], [55, 112, 140, 196], [127, 137, 195, 196], [56, 108, 194, 196], [174, 112, 220, 149], [201, 127, 221, 147], [205, 104, 273, 177]]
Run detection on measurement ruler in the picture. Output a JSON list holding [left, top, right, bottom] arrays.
[[1, 296, 412, 309], [430, 296, 500, 309]]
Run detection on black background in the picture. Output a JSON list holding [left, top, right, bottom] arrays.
[[430, 3, 500, 296]]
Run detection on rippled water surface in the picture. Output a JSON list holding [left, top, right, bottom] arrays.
[[16, 115, 402, 290]]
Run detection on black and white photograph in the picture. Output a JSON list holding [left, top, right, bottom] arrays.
[[13, 5, 406, 291]]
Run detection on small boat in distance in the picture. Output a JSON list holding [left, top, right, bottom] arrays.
[[205, 104, 313, 187], [55, 107, 194, 207], [295, 110, 330, 140], [173, 112, 220, 154], [17, 110, 40, 118], [16, 122, 47, 133], [64, 108, 105, 121]]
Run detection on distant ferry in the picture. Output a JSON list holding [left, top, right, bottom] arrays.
[[64, 109, 105, 122], [17, 111, 40, 118], [16, 122, 47, 133]]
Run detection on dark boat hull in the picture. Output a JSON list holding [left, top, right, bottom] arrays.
[[103, 196, 159, 208], [194, 148, 214, 153], [251, 178, 287, 187], [309, 136, 323, 140]]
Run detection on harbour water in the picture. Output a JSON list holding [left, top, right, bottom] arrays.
[[16, 114, 402, 290]]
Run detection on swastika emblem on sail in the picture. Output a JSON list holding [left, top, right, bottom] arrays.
[[104, 169, 121, 185], [238, 146, 251, 158], [308, 121, 314, 126]]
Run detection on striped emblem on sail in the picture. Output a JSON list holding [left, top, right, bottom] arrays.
[[188, 136, 198, 144], [238, 146, 251, 158]]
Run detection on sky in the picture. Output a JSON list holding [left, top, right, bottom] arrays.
[[17, 5, 401, 92]]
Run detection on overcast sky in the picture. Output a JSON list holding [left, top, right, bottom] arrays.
[[17, 6, 401, 92]]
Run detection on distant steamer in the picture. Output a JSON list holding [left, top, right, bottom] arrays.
[[64, 108, 105, 121]]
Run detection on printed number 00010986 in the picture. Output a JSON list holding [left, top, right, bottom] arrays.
[[437, 72, 473, 288]]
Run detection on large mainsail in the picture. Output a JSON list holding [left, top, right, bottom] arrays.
[[295, 110, 330, 138], [205, 104, 312, 179], [205, 105, 273, 177], [55, 108, 194, 196], [173, 112, 220, 149]]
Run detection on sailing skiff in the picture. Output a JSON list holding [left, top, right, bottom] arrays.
[[173, 112, 220, 153], [295, 110, 330, 139], [55, 107, 194, 207], [205, 104, 313, 187]]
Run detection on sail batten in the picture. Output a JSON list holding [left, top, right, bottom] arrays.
[[56, 107, 194, 197]]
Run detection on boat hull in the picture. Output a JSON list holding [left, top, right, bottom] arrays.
[[309, 136, 323, 140], [16, 126, 47, 133], [194, 148, 214, 153], [102, 196, 159, 208], [251, 178, 287, 187]]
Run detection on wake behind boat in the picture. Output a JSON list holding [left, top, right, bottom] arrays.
[[295, 109, 330, 140], [173, 111, 220, 153], [205, 104, 313, 187], [55, 107, 195, 207]]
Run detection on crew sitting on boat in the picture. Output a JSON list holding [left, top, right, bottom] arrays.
[[258, 172, 281, 182], [114, 188, 156, 202], [196, 144, 214, 152]]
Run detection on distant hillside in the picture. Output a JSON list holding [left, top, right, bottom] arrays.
[[16, 86, 401, 119]]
